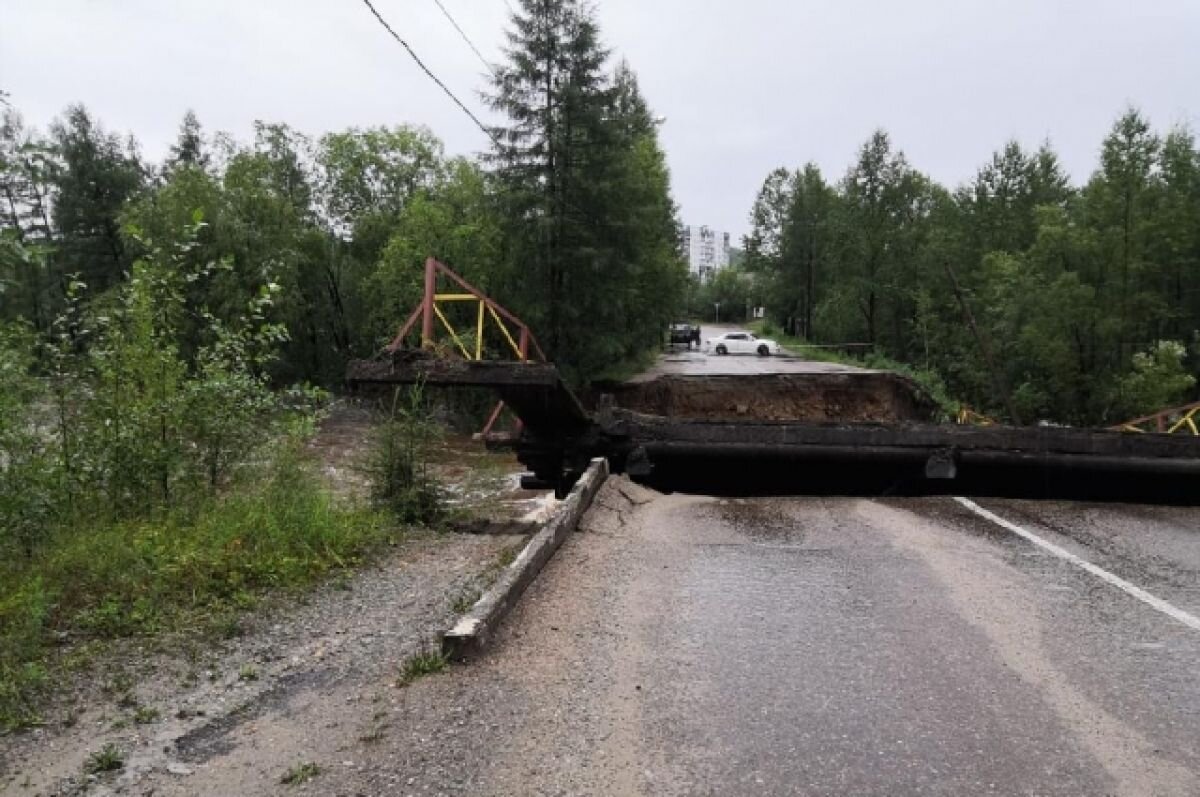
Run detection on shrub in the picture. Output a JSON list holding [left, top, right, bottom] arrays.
[[1110, 340, 1196, 420], [365, 384, 443, 524]]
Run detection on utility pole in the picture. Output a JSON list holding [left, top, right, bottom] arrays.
[[944, 261, 1022, 426]]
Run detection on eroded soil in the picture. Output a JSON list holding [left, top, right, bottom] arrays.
[[606, 372, 939, 423]]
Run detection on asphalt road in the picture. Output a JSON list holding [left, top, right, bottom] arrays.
[[320, 481, 1200, 796], [629, 324, 869, 382]]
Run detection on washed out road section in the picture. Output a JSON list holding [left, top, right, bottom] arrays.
[[612, 325, 939, 423], [313, 481, 1200, 796]]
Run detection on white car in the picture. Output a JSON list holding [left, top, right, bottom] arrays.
[[703, 332, 781, 356]]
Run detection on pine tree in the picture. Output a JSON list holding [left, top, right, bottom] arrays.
[[486, 0, 616, 374], [49, 105, 145, 296], [1086, 109, 1160, 362], [165, 110, 210, 173], [780, 164, 834, 340]]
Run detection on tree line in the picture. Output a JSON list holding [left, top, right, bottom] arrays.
[[1, 0, 685, 388], [0, 0, 685, 726], [740, 111, 1200, 425]]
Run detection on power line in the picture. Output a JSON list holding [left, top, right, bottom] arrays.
[[360, 0, 611, 228], [359, 0, 501, 148], [429, 0, 496, 77]]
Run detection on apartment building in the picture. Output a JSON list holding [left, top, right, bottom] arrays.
[[679, 224, 731, 281]]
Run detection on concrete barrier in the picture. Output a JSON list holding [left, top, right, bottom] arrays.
[[442, 457, 609, 660]]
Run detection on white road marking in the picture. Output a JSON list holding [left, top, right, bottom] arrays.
[[954, 497, 1200, 633]]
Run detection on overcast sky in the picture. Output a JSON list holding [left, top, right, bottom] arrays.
[[3, 0, 1199, 239]]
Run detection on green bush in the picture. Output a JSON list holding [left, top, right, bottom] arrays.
[[366, 385, 443, 524]]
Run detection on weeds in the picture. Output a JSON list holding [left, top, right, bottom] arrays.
[[83, 743, 125, 775], [238, 664, 258, 682], [358, 719, 388, 744], [280, 761, 320, 786], [397, 648, 448, 686], [496, 544, 521, 569], [451, 587, 482, 615], [0, 440, 396, 731], [133, 705, 160, 724], [365, 384, 443, 524]]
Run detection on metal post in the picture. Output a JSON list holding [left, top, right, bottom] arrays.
[[421, 257, 437, 347], [475, 300, 485, 361]]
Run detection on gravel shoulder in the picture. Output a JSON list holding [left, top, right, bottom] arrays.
[[0, 532, 525, 796]]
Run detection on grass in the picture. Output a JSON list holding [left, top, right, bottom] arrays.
[[750, 320, 961, 419], [0, 445, 401, 732], [495, 544, 521, 569], [280, 761, 321, 786], [451, 586, 482, 615], [359, 711, 389, 744], [83, 743, 125, 775], [358, 725, 387, 743], [397, 648, 448, 686], [133, 705, 160, 724]]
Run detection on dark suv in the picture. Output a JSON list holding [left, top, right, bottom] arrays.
[[668, 322, 701, 349]]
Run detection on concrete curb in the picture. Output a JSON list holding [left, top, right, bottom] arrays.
[[441, 457, 610, 660]]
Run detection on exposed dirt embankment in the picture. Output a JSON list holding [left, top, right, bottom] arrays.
[[605, 373, 940, 423]]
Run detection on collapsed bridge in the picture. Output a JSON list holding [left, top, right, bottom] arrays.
[[347, 353, 1200, 503], [348, 259, 1200, 504]]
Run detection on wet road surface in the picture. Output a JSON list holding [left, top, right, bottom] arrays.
[[314, 480, 1200, 796], [630, 324, 869, 382]]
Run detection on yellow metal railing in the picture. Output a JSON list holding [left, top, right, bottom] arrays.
[[431, 292, 527, 362], [957, 407, 996, 426], [384, 258, 548, 439], [1114, 402, 1200, 435]]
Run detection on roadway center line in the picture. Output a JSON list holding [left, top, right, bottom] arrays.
[[954, 497, 1200, 633]]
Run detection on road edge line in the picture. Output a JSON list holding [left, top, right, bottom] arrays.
[[442, 458, 610, 660], [954, 497, 1200, 632]]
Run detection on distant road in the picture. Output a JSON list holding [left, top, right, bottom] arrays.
[[629, 324, 869, 383]]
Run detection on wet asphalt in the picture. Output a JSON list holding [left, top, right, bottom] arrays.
[[326, 483, 1200, 796], [321, 347, 1200, 796], [628, 325, 869, 382]]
